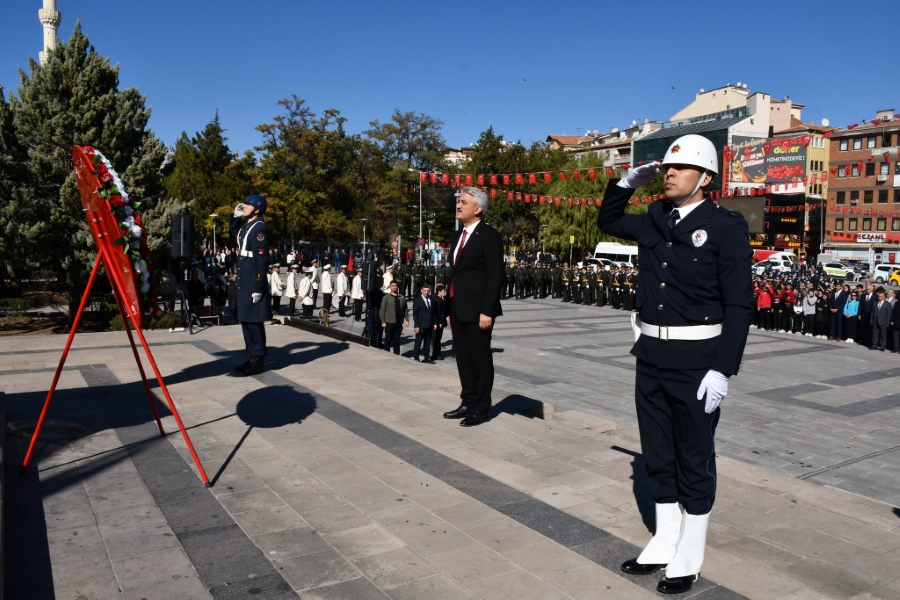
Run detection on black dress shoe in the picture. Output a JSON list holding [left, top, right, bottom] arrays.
[[414, 357, 421, 362], [460, 410, 489, 427], [657, 574, 698, 594], [234, 360, 250, 372], [620, 559, 664, 575], [443, 405, 472, 419], [244, 356, 266, 376], [880, 347, 885, 352]]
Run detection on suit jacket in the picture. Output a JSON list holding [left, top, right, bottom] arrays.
[[432, 295, 446, 328], [412, 295, 435, 329], [596, 181, 754, 376], [871, 299, 892, 326], [229, 215, 271, 323], [449, 220, 504, 322], [827, 290, 848, 312], [859, 292, 876, 319]]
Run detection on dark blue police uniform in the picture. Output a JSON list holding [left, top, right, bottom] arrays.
[[597, 181, 754, 515], [230, 212, 270, 359]]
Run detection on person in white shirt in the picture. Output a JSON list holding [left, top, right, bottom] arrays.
[[310, 259, 320, 307], [298, 267, 315, 316], [285, 264, 300, 317], [336, 265, 350, 316], [320, 264, 334, 310], [382, 263, 395, 293], [269, 264, 284, 317], [351, 267, 364, 321]]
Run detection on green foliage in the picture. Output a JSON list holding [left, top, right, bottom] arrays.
[[0, 297, 33, 316], [0, 22, 167, 309]]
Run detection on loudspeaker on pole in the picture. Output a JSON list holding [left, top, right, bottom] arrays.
[[171, 215, 195, 258]]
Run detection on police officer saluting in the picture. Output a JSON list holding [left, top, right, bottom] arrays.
[[597, 134, 753, 594], [230, 195, 271, 376]]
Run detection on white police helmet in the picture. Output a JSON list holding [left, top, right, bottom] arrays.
[[661, 134, 719, 175]]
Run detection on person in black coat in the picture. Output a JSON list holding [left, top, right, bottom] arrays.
[[412, 284, 435, 362], [229, 195, 271, 376], [443, 187, 504, 428], [597, 135, 753, 595], [431, 284, 448, 361]]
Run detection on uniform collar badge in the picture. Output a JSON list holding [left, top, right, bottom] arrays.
[[691, 229, 708, 247]]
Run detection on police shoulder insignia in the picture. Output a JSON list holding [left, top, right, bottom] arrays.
[[691, 229, 708, 247], [257, 232, 266, 241]]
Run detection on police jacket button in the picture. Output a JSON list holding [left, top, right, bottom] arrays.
[[693, 258, 698, 262], [666, 242, 673, 248], [661, 262, 668, 269], [704, 316, 709, 321], [659, 282, 666, 289], [657, 304, 664, 311]]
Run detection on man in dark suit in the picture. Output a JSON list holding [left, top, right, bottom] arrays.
[[431, 284, 448, 361], [412, 284, 435, 362], [858, 283, 876, 347], [442, 187, 504, 427], [597, 135, 753, 595], [870, 288, 891, 351], [827, 284, 848, 340]]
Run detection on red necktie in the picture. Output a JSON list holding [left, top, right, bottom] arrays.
[[449, 229, 468, 298]]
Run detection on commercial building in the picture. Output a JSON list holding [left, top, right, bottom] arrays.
[[824, 109, 900, 263]]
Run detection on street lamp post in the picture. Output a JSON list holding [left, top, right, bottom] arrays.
[[541, 224, 547, 258], [209, 214, 218, 254], [360, 218, 368, 258], [427, 219, 434, 265], [407, 168, 423, 241]]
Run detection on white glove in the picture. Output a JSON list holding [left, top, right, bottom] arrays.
[[617, 162, 662, 189], [233, 204, 244, 217], [697, 370, 729, 413], [251, 293, 262, 304]]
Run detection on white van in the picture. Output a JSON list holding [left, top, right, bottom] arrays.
[[872, 263, 900, 283]]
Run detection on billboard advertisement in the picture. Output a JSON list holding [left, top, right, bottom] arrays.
[[728, 135, 808, 194]]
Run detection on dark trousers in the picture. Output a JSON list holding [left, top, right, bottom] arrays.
[[872, 323, 888, 348], [383, 322, 402, 354], [414, 328, 433, 359], [635, 359, 719, 515], [843, 316, 857, 342], [354, 298, 363, 320], [287, 297, 296, 316], [758, 307, 772, 330], [323, 293, 333, 311], [338, 295, 347, 316], [829, 312, 843, 339], [431, 325, 445, 359], [450, 305, 494, 413], [312, 288, 319, 306], [302, 304, 313, 317], [804, 314, 816, 335], [241, 321, 267, 357], [271, 295, 281, 316]]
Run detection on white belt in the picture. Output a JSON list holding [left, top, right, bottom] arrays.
[[240, 250, 253, 258], [631, 313, 721, 342]]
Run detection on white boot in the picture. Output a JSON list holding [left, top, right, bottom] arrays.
[[665, 511, 710, 578], [637, 503, 683, 564]]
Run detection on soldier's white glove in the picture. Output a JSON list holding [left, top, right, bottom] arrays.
[[617, 162, 661, 189], [251, 293, 262, 304], [233, 204, 244, 217], [697, 370, 728, 413]]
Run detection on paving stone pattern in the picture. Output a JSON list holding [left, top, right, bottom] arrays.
[[1, 303, 899, 599]]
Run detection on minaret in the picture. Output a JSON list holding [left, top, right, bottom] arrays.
[[38, 0, 62, 65]]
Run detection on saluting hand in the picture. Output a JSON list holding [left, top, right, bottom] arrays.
[[618, 162, 661, 189]]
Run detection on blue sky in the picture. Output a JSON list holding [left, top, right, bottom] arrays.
[[2, 1, 895, 156]]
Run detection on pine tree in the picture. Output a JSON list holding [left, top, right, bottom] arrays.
[[0, 22, 167, 316]]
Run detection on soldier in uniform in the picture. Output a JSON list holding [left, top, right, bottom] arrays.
[[598, 134, 753, 595], [425, 260, 437, 293], [623, 266, 635, 311], [596, 266, 607, 307], [561, 263, 571, 302], [514, 262, 525, 299], [412, 259, 425, 299], [230, 195, 271, 376], [550, 262, 560, 298], [587, 265, 599, 306], [394, 262, 407, 300], [505, 262, 515, 299], [533, 263, 542, 299]]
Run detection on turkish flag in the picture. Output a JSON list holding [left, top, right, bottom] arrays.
[[507, 191, 513, 200], [490, 174, 498, 185], [558, 171, 568, 181], [441, 173, 449, 184], [528, 173, 536, 184], [606, 167, 615, 176], [503, 174, 510, 185], [843, 206, 848, 213], [554, 197, 561, 206], [543, 172, 552, 183], [465, 174, 472, 186], [822, 172, 828, 182], [857, 160, 863, 172], [419, 172, 427, 182], [567, 198, 573, 207], [430, 173, 437, 184], [454, 174, 461, 184], [515, 173, 524, 185], [539, 196, 545, 205], [884, 152, 891, 165], [490, 189, 496, 198], [573, 170, 582, 180], [588, 168, 597, 179], [477, 174, 484, 185], [524, 194, 530, 203], [823, 130, 833, 138], [830, 166, 838, 174]]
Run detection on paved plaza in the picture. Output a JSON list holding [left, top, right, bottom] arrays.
[[2, 298, 899, 599]]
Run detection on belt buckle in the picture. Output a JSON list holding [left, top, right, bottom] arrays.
[[658, 325, 669, 342]]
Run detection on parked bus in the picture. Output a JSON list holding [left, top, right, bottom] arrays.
[[593, 242, 639, 267]]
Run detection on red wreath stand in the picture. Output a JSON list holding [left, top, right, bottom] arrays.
[[20, 145, 210, 485]]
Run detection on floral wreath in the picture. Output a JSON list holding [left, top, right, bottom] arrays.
[[83, 147, 156, 308]]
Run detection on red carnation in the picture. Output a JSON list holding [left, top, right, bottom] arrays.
[[134, 214, 143, 226], [110, 194, 125, 208]]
